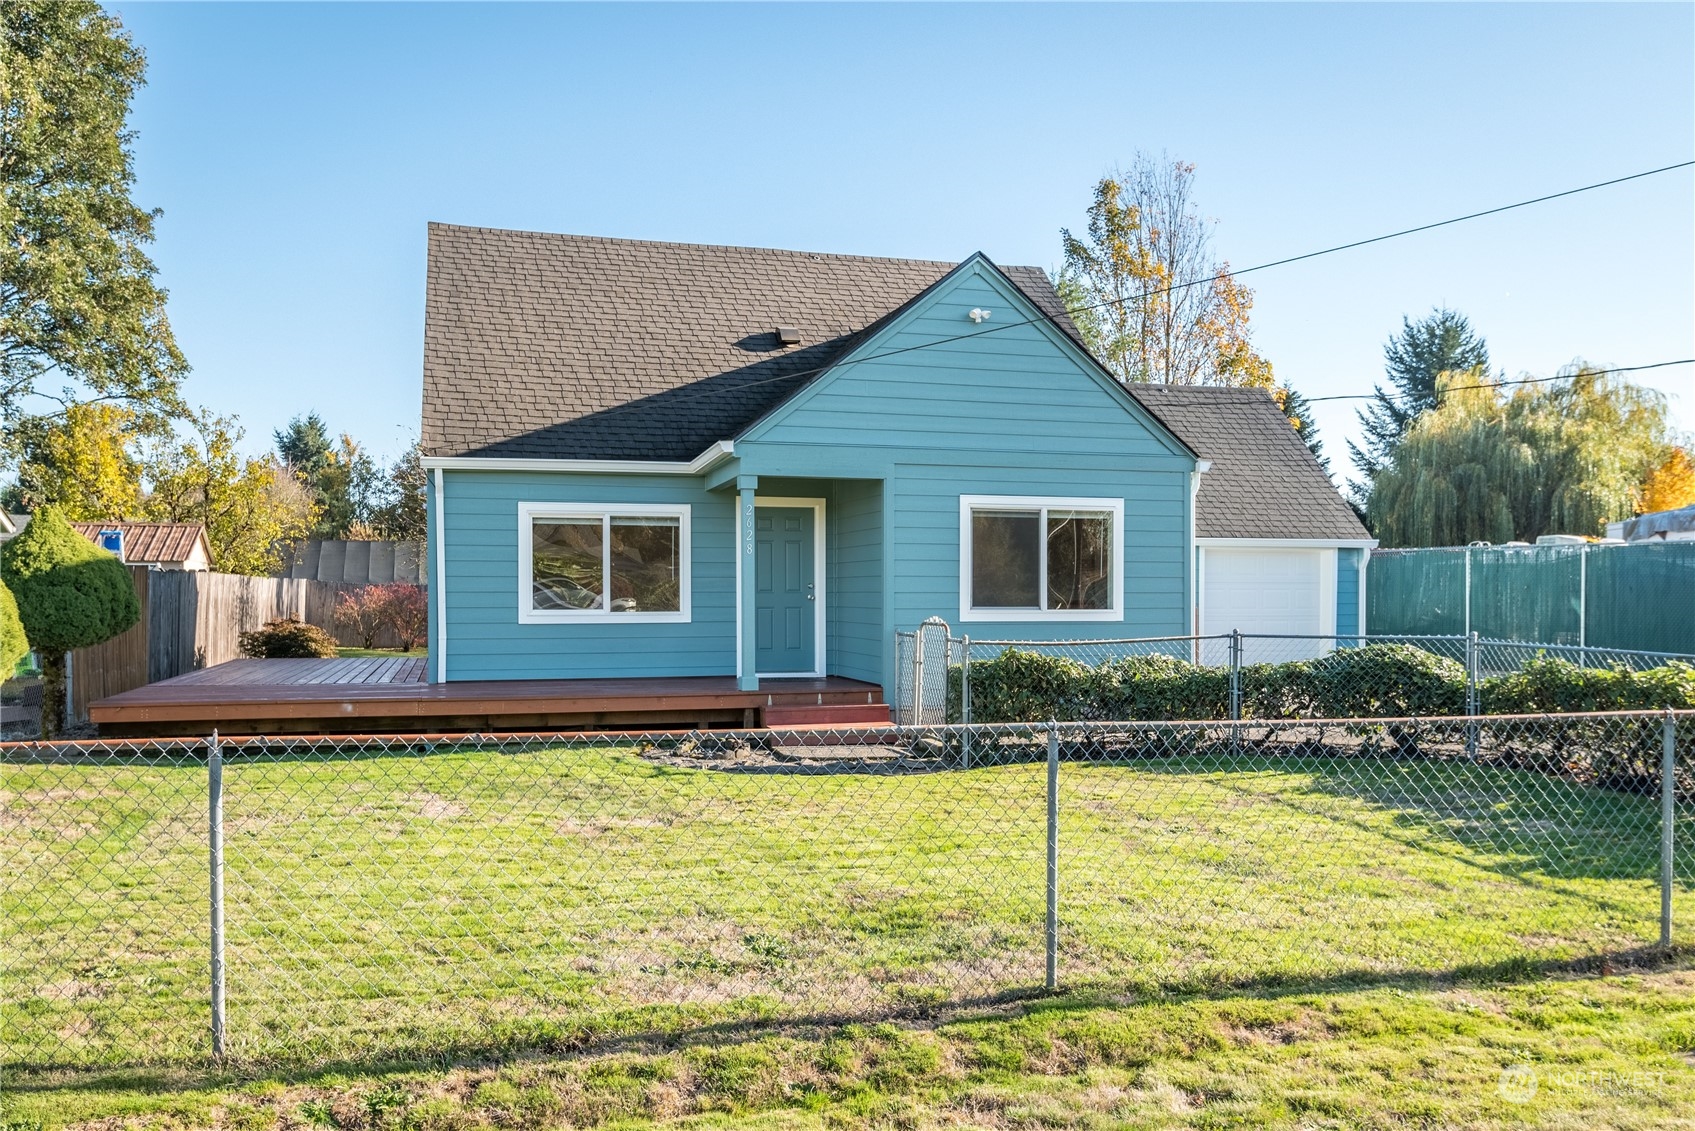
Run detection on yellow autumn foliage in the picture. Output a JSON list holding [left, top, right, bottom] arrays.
[[1639, 447, 1695, 514]]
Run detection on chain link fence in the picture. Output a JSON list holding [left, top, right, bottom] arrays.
[[4, 711, 1692, 1070]]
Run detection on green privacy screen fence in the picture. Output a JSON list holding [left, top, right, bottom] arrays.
[[1368, 541, 1695, 654]]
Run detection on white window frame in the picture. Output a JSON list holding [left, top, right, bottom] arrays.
[[958, 494, 1125, 623], [518, 502, 692, 624]]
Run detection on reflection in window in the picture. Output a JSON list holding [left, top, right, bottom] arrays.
[[967, 504, 1114, 613], [532, 517, 603, 611], [529, 513, 684, 615]]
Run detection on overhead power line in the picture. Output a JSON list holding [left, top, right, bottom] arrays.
[[1304, 359, 1695, 404], [572, 159, 1695, 421]]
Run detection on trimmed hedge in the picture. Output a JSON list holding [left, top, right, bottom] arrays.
[[1481, 656, 1695, 714], [956, 643, 1686, 723]]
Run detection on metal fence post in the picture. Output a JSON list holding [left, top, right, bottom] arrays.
[[208, 729, 226, 1058], [960, 636, 973, 769], [1465, 632, 1480, 759], [1045, 719, 1059, 992], [1664, 710, 1677, 949], [1228, 630, 1243, 721]]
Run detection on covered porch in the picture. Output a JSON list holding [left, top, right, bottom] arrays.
[[715, 472, 886, 693]]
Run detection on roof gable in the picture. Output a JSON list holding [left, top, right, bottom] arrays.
[[420, 227, 1083, 462], [736, 254, 1196, 460]]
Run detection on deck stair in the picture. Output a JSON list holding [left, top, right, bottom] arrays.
[[762, 702, 891, 728]]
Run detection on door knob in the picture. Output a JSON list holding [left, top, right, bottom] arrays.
[[807, 594, 816, 601]]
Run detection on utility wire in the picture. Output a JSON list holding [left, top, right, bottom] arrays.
[[565, 159, 1695, 421], [1304, 359, 1695, 404]]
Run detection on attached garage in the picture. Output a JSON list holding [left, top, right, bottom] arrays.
[[1130, 385, 1376, 663], [1199, 543, 1347, 664]]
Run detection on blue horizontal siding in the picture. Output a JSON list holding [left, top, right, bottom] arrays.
[[437, 471, 734, 681], [1337, 547, 1362, 638]]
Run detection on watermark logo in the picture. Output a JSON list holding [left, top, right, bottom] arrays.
[[1499, 1065, 1538, 1104]]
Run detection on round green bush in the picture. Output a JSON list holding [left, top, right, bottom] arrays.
[[0, 576, 29, 676], [238, 617, 339, 659], [0, 507, 139, 655]]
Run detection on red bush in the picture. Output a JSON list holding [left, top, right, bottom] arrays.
[[333, 586, 386, 649], [380, 583, 427, 652]]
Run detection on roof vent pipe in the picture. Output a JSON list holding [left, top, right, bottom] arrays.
[[775, 326, 801, 346]]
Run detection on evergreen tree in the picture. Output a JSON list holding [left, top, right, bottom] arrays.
[[274, 413, 333, 479], [0, 576, 29, 677], [1273, 383, 1328, 473], [1349, 309, 1490, 481], [273, 415, 376, 538], [1, 505, 139, 735]]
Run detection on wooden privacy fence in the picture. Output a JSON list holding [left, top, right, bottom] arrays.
[[69, 569, 425, 722]]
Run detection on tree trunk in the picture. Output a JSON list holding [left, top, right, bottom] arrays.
[[38, 651, 67, 739]]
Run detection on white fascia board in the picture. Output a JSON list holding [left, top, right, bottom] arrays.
[[421, 441, 734, 476], [1197, 536, 1379, 549]]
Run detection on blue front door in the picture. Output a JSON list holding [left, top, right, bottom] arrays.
[[755, 506, 816, 674]]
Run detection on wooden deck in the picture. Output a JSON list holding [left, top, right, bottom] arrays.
[[88, 658, 885, 737]]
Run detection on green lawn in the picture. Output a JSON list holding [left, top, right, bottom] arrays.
[[334, 647, 426, 659], [3, 740, 1692, 1127]]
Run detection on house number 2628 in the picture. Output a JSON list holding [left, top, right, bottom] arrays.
[[743, 502, 755, 555]]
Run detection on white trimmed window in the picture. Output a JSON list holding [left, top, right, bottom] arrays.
[[959, 495, 1124, 622], [518, 503, 691, 623]]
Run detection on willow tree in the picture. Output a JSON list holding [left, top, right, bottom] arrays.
[[1368, 366, 1673, 546]]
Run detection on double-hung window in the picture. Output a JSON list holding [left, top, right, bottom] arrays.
[[519, 503, 691, 623], [959, 495, 1123, 621]]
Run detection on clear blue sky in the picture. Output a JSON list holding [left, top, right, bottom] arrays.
[[109, 1, 1694, 474]]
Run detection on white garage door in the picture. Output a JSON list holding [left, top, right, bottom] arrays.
[[1202, 549, 1328, 664]]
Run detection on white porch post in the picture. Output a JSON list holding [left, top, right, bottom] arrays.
[[737, 477, 759, 691]]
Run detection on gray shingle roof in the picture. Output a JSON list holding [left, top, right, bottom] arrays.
[[1128, 385, 1369, 541], [421, 225, 1364, 542], [422, 225, 1073, 461]]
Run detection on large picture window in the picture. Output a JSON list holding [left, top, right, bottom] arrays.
[[959, 496, 1123, 622], [518, 503, 690, 623]]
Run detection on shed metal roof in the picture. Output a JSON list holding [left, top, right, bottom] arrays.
[[70, 521, 212, 566]]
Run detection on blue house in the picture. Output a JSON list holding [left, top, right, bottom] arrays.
[[420, 226, 1370, 699]]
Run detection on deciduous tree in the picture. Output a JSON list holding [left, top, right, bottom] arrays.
[[1367, 366, 1673, 546], [2, 0, 187, 437], [145, 412, 314, 575], [1059, 154, 1273, 389], [1639, 446, 1695, 514], [9, 401, 146, 518], [369, 441, 426, 541]]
